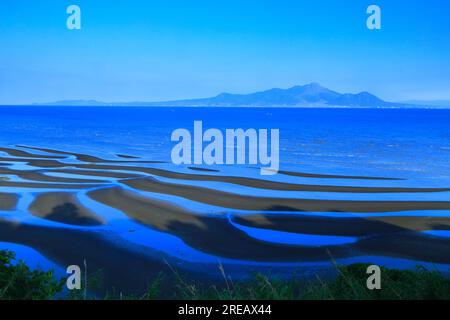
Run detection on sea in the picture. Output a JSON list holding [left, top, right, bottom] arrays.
[[0, 106, 449, 288]]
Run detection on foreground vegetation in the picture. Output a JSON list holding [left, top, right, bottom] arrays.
[[0, 250, 63, 299], [1, 250, 449, 300]]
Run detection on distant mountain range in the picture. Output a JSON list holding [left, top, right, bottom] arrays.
[[35, 83, 445, 108]]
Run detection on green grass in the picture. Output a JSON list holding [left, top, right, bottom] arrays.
[[302, 264, 450, 300], [166, 265, 450, 300], [0, 250, 64, 300], [1, 249, 449, 300]]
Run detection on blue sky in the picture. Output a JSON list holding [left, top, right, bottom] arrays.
[[0, 0, 449, 104]]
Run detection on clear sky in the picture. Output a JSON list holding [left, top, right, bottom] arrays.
[[0, 0, 449, 104]]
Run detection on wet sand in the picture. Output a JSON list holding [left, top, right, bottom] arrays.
[[116, 154, 141, 159], [88, 187, 350, 261], [188, 167, 220, 173], [2, 144, 450, 292], [4, 146, 440, 194], [0, 218, 189, 294], [273, 169, 404, 181], [2, 155, 435, 193], [233, 214, 450, 236], [0, 181, 104, 189], [2, 216, 450, 297], [0, 167, 104, 184], [70, 163, 449, 193], [123, 177, 450, 213], [353, 233, 450, 265], [88, 186, 205, 231], [49, 168, 142, 179], [0, 147, 66, 159], [29, 192, 105, 226], [87, 186, 450, 264], [0, 157, 70, 168], [18, 145, 165, 164], [0, 193, 18, 210]]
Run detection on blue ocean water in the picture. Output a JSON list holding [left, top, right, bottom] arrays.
[[1, 106, 450, 281], [0, 106, 449, 182]]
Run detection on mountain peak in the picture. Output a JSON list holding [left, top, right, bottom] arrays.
[[36, 83, 409, 108], [289, 82, 323, 91], [183, 84, 400, 107], [357, 91, 375, 97], [304, 82, 322, 88]]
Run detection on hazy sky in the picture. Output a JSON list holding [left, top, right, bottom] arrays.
[[1, 0, 449, 104]]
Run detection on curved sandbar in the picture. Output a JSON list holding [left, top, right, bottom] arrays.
[[0, 181, 104, 189], [0, 157, 69, 168], [122, 177, 450, 213], [71, 163, 450, 193], [29, 192, 105, 226], [0, 147, 66, 159], [18, 145, 164, 164], [87, 186, 450, 264], [87, 187, 351, 261], [116, 154, 141, 159], [6, 146, 446, 193], [0, 167, 104, 184], [188, 167, 220, 173], [48, 168, 142, 179], [8, 146, 404, 181], [232, 214, 450, 237], [273, 169, 404, 181]]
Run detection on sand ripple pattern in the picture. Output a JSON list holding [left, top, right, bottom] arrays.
[[1, 145, 450, 288]]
